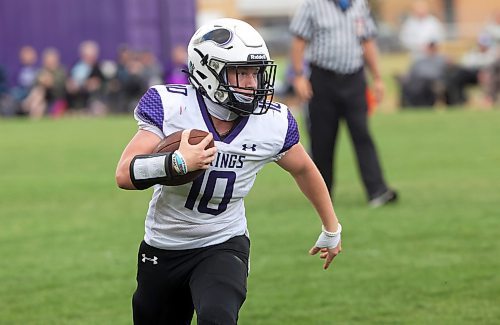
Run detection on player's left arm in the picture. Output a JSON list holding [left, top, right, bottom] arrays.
[[276, 143, 342, 269]]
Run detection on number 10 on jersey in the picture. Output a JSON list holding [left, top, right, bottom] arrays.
[[184, 171, 236, 216]]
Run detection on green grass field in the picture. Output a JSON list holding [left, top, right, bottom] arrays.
[[1, 109, 499, 324]]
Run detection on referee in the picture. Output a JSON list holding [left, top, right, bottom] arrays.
[[290, 0, 397, 207]]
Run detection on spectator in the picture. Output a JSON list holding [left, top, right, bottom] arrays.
[[444, 34, 497, 106], [66, 40, 105, 114], [481, 53, 500, 107], [107, 45, 135, 113], [0, 64, 7, 97], [483, 10, 500, 47], [115, 45, 133, 86], [121, 51, 148, 112], [22, 47, 67, 118], [165, 44, 189, 84], [398, 42, 448, 107], [399, 0, 445, 59], [139, 49, 164, 87], [481, 10, 500, 106], [290, 0, 397, 207], [9, 46, 39, 114], [0, 64, 10, 116]]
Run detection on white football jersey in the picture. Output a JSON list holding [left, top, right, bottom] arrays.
[[134, 84, 299, 250]]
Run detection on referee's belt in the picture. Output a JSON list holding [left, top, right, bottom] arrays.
[[310, 64, 363, 76]]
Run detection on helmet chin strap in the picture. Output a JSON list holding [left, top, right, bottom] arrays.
[[204, 97, 239, 121]]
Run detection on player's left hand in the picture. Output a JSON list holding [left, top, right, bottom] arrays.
[[309, 224, 342, 270], [309, 243, 342, 270]]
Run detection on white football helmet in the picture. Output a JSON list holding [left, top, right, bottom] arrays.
[[187, 18, 276, 116]]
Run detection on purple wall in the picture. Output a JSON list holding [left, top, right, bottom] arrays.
[[0, 0, 196, 85]]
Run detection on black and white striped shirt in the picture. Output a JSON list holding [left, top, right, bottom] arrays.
[[290, 0, 377, 74]]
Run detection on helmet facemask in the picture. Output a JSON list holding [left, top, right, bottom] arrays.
[[215, 62, 276, 116]]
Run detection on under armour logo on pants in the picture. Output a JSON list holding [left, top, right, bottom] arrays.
[[142, 254, 158, 264]]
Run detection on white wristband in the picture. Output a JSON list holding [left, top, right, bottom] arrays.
[[315, 223, 342, 249], [322, 224, 342, 237], [171, 150, 188, 175]]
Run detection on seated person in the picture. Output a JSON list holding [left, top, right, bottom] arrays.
[[22, 48, 67, 118], [482, 51, 500, 107], [9, 46, 39, 115], [479, 10, 500, 106], [444, 33, 497, 105], [398, 42, 448, 107], [0, 64, 10, 116], [66, 40, 105, 112]]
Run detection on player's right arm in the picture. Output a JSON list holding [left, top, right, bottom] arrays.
[[115, 129, 217, 190], [115, 130, 163, 190]]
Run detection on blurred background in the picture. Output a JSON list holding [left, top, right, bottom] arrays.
[[1, 1, 499, 324], [0, 0, 499, 117]]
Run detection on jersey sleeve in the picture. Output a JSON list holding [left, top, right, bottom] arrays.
[[134, 87, 165, 138], [273, 108, 300, 160], [360, 0, 378, 40], [289, 0, 313, 41]]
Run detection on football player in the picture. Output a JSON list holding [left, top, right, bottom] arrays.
[[115, 18, 342, 325]]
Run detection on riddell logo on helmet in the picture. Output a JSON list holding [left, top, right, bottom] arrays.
[[248, 54, 267, 60]]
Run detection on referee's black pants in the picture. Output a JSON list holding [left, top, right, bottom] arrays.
[[308, 65, 388, 200], [132, 235, 249, 325]]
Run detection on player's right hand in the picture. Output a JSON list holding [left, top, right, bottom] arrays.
[[178, 130, 217, 171]]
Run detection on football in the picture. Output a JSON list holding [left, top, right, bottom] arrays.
[[154, 129, 214, 186]]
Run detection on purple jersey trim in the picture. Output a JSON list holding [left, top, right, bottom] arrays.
[[136, 88, 164, 132], [196, 92, 249, 144], [279, 109, 300, 154], [224, 116, 249, 143], [197, 92, 216, 137]]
